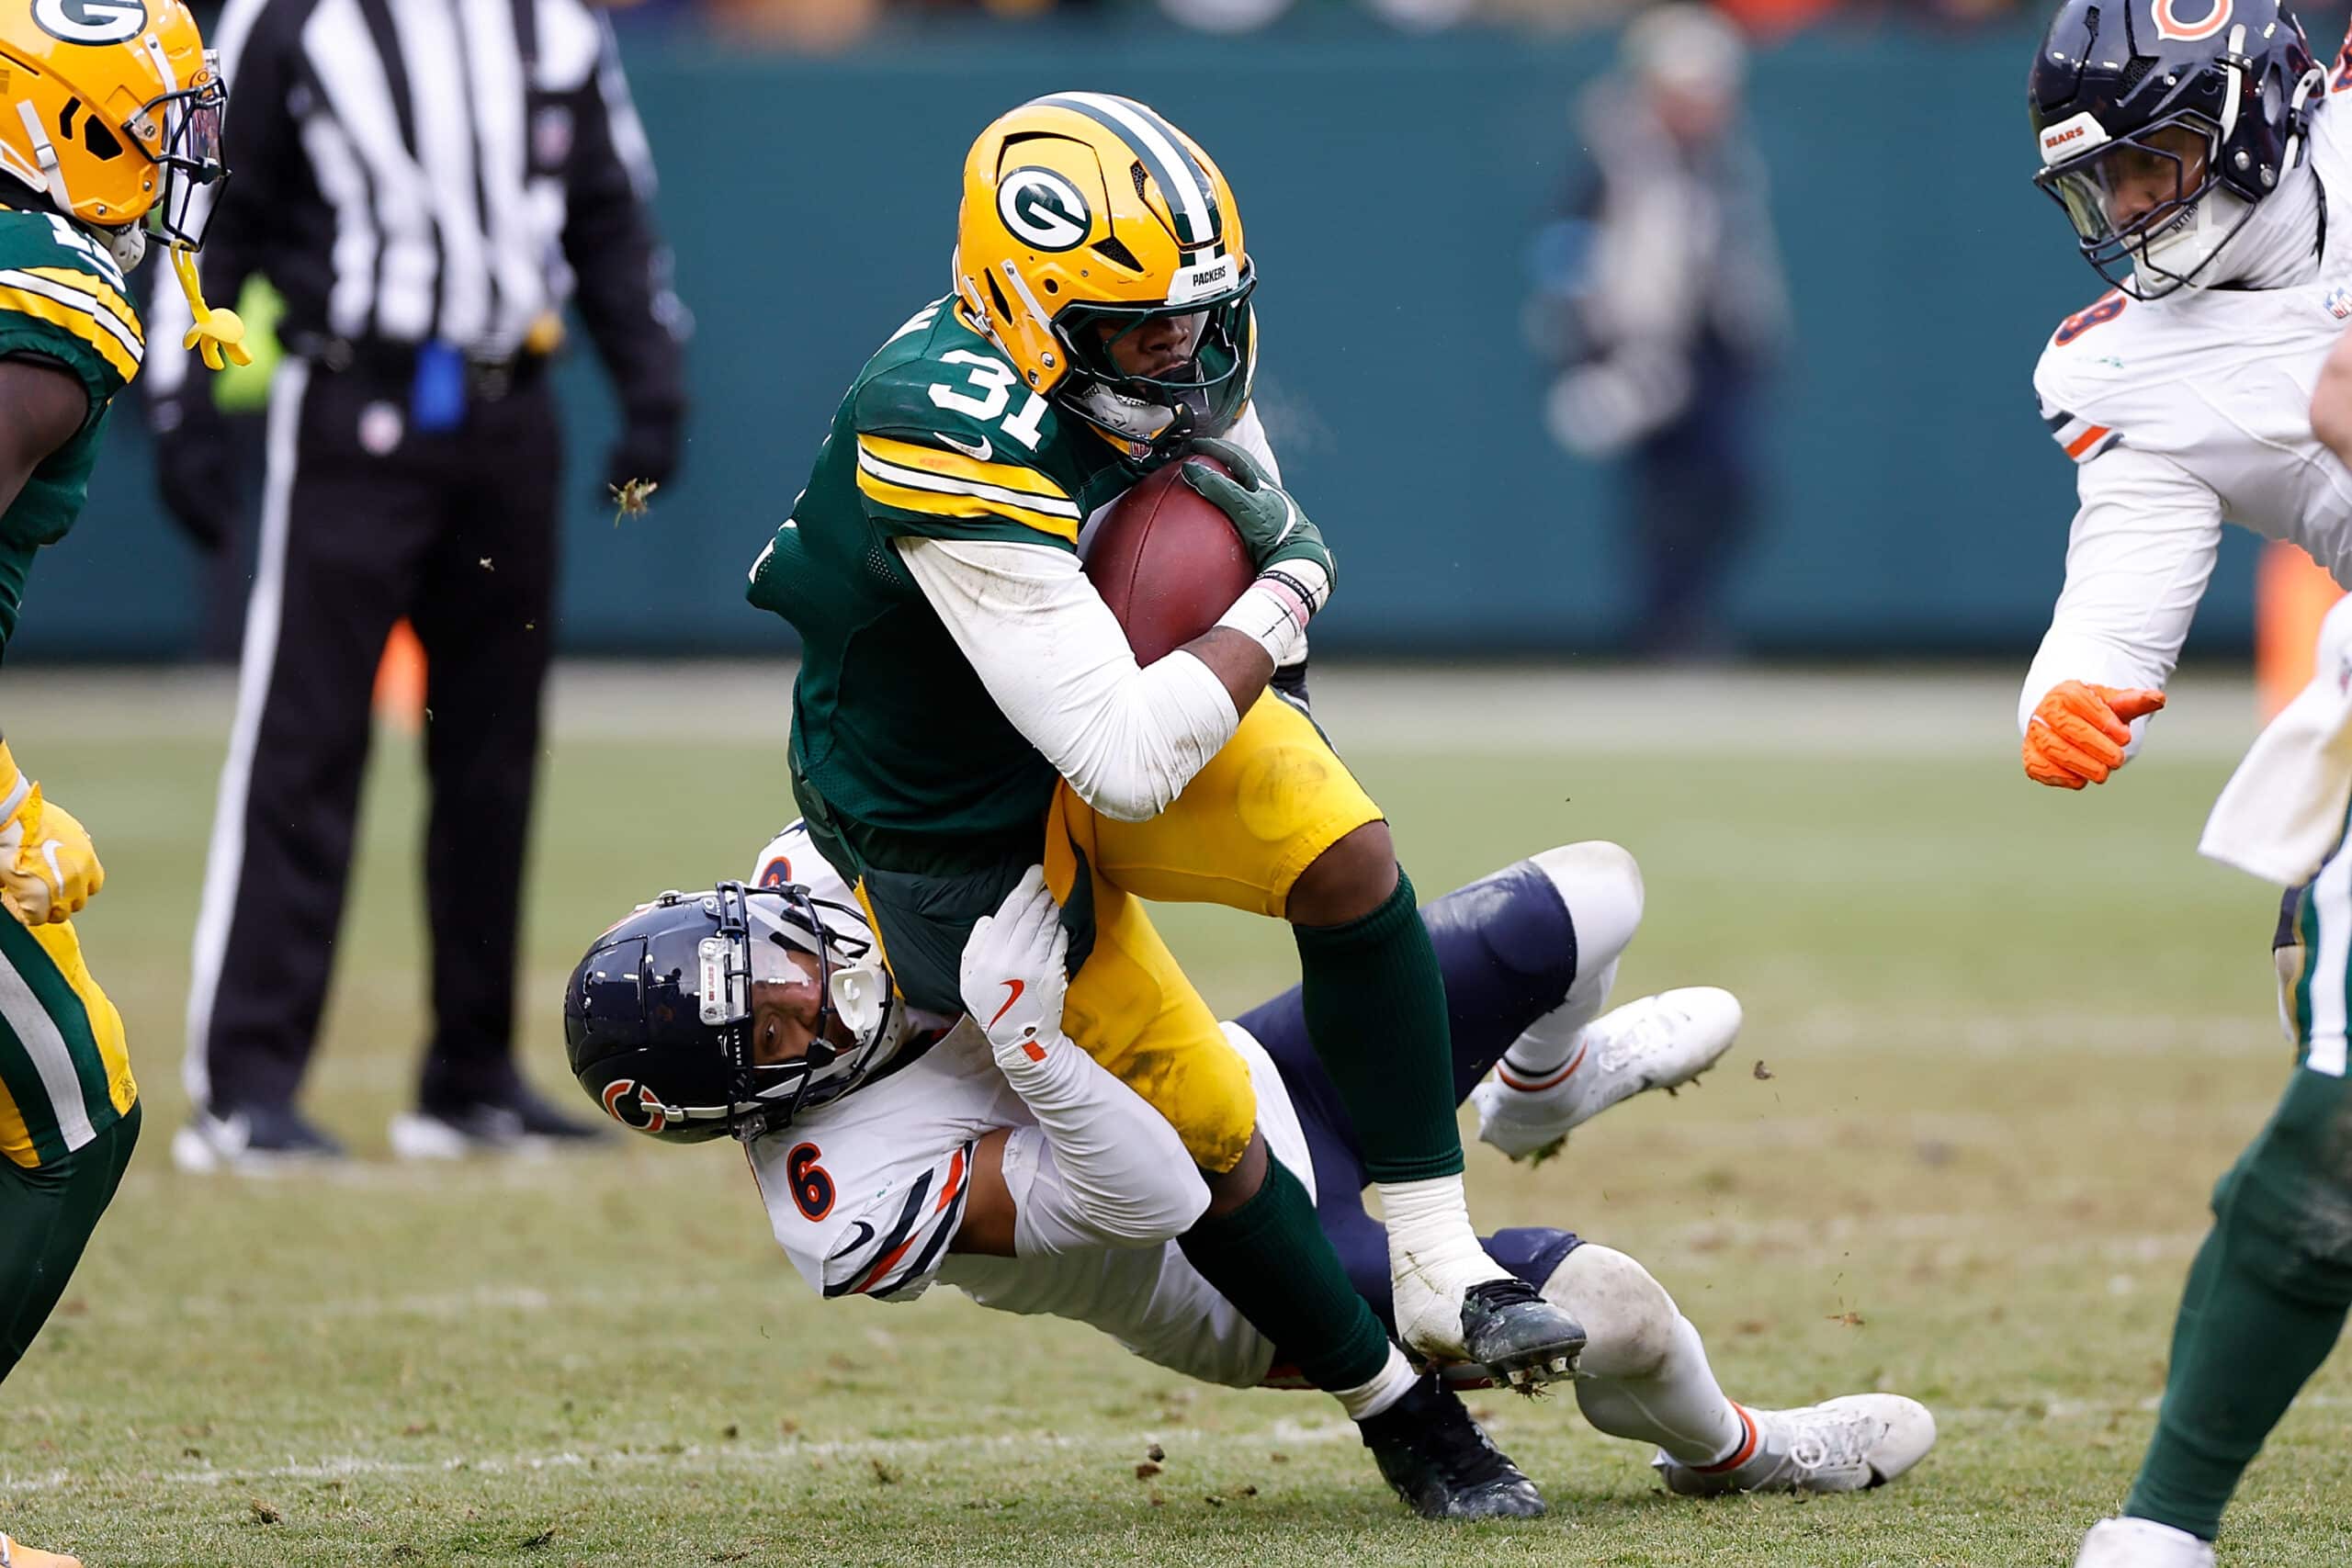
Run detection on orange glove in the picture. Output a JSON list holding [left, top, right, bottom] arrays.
[[2023, 680, 2169, 789]]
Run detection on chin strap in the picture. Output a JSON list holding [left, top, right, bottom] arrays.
[[169, 243, 250, 371]]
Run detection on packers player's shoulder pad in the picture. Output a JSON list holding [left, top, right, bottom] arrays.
[[0, 208, 143, 423], [848, 299, 1089, 551]]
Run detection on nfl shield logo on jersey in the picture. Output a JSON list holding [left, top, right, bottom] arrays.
[[2325, 287, 2352, 321]]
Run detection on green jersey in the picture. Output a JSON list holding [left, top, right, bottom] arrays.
[[0, 207, 143, 655], [749, 298, 1144, 879]]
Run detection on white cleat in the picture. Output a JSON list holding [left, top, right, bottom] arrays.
[[1655, 1394, 1936, 1496], [1473, 987, 1742, 1164], [2074, 1519, 2216, 1568]]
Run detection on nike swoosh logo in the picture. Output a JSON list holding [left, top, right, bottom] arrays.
[[937, 432, 992, 461], [1271, 492, 1298, 549], [828, 1221, 876, 1259], [988, 978, 1025, 1029]]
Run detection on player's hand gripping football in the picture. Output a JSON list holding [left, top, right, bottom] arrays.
[[2023, 680, 2168, 789], [0, 742, 101, 924], [960, 866, 1071, 1067], [1180, 437, 1336, 620]]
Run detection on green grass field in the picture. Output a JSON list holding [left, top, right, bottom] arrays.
[[3, 666, 2347, 1567]]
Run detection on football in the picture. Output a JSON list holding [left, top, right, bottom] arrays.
[[1084, 456, 1255, 665]]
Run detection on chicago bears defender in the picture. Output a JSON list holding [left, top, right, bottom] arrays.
[[565, 829, 1934, 1517], [0, 3, 247, 1563], [747, 90, 1580, 1467], [2025, 1, 2352, 1562]]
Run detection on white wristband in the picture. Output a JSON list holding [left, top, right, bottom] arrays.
[[1215, 562, 1330, 664]]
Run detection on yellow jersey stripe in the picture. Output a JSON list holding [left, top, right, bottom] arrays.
[[855, 467, 1080, 544], [856, 434, 1073, 503], [0, 283, 140, 381], [20, 265, 142, 344], [0, 267, 142, 361], [854, 447, 1082, 522], [0, 1072, 34, 1169]]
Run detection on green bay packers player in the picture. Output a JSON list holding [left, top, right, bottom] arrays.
[[747, 90, 1583, 1480], [0, 5, 242, 1563]]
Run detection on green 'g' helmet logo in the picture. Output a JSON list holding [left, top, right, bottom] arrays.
[[998, 167, 1091, 253], [31, 0, 148, 44]]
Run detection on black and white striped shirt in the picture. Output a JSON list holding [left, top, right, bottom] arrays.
[[148, 0, 684, 415]]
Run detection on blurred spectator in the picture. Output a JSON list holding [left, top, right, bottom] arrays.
[[1527, 3, 1789, 659]]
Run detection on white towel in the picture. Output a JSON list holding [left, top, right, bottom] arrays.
[[2200, 595, 2352, 886]]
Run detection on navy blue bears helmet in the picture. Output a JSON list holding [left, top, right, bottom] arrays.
[[564, 881, 905, 1145], [2030, 0, 2324, 297]]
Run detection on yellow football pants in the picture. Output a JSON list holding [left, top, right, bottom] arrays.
[[1042, 693, 1385, 1174]]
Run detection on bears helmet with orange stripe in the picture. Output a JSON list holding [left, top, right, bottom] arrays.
[[0, 0, 228, 271], [2030, 0, 2323, 299], [564, 882, 908, 1145], [954, 92, 1256, 457]]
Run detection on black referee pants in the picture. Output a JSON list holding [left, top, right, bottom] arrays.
[[185, 357, 560, 1117]]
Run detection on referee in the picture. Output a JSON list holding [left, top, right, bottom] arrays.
[[148, 0, 688, 1168]]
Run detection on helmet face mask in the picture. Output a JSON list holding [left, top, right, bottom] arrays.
[[2037, 112, 2249, 298], [742, 880, 902, 1131], [139, 63, 229, 250], [1052, 276, 1255, 448]]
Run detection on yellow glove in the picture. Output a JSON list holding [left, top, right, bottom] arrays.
[[170, 243, 253, 371], [2023, 680, 2168, 789], [0, 742, 102, 924]]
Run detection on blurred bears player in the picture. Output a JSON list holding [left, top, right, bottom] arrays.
[[2023, 1, 2352, 1562], [0, 5, 244, 1564], [565, 828, 1936, 1517], [745, 89, 1582, 1494]]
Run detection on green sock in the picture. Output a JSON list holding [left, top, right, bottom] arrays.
[[2123, 1074, 2352, 1540], [1177, 1157, 1392, 1394], [1293, 868, 1464, 1185]]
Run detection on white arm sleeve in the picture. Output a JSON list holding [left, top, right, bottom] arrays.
[[994, 1035, 1211, 1255], [2018, 446, 2225, 740], [1225, 402, 1283, 485], [899, 536, 1240, 822]]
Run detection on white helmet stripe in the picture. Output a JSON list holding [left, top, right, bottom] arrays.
[[1041, 91, 1219, 252], [2220, 24, 2246, 137]]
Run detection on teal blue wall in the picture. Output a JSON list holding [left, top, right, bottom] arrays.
[[8, 18, 2262, 660]]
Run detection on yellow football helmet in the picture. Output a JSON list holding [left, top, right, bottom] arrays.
[[0, 0, 226, 253], [955, 92, 1257, 454]]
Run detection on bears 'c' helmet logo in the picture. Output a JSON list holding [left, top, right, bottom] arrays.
[[599, 1078, 669, 1134], [2150, 0, 2232, 41]]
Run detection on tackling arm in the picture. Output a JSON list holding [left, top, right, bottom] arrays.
[[2018, 446, 2216, 785], [948, 869, 1210, 1257]]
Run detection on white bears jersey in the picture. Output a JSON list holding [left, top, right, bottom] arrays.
[[2024, 91, 2352, 733], [741, 823, 1310, 1389]]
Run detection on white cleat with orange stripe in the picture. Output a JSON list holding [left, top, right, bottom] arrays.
[[1654, 1395, 1937, 1496], [1470, 987, 1742, 1164]]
